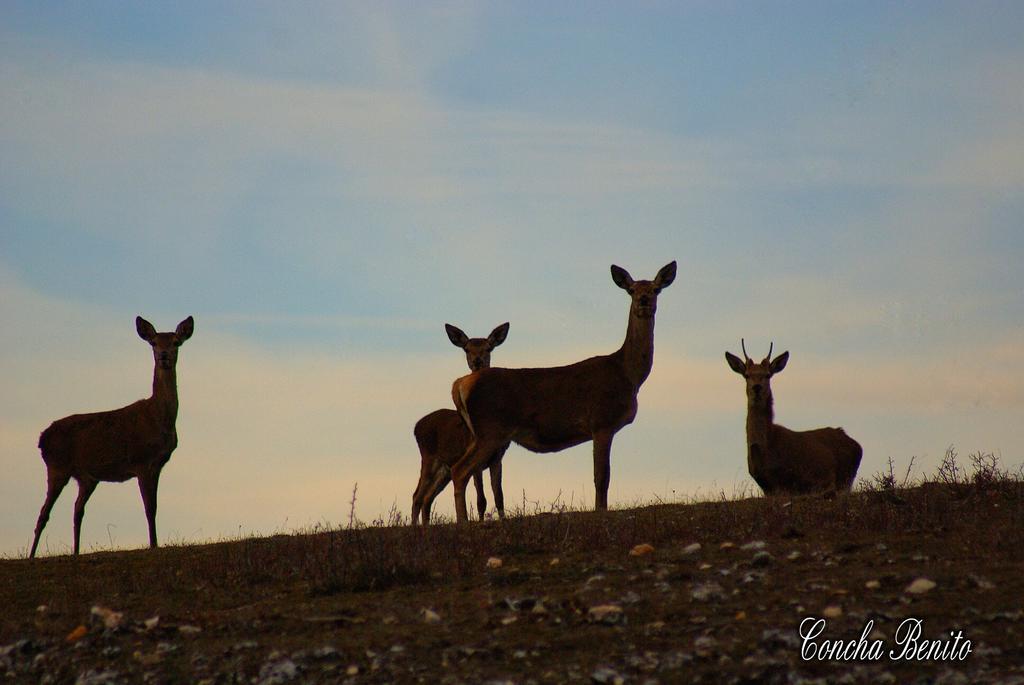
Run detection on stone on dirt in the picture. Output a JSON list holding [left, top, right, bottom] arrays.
[[904, 577, 937, 594], [690, 582, 725, 602], [257, 658, 298, 685], [89, 606, 123, 630], [587, 604, 624, 625], [591, 665, 625, 684]]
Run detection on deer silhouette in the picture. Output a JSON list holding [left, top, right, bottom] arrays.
[[449, 262, 676, 522], [412, 323, 510, 525], [29, 316, 193, 557], [725, 340, 862, 495]]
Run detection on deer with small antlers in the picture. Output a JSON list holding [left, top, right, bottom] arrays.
[[29, 316, 194, 557], [449, 261, 676, 523], [725, 340, 862, 495], [411, 323, 510, 525]]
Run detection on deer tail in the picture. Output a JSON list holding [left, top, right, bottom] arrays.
[[452, 374, 477, 438]]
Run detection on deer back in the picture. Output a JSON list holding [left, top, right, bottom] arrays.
[[39, 398, 177, 481], [457, 355, 637, 453], [758, 425, 859, 493], [414, 408, 473, 468]]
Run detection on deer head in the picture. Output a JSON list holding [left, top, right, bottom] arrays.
[[725, 339, 790, 406], [445, 322, 510, 371], [611, 261, 677, 319], [137, 316, 194, 370]]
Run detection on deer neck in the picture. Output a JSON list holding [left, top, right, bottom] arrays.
[[617, 308, 656, 388], [745, 393, 774, 452], [150, 366, 179, 425]]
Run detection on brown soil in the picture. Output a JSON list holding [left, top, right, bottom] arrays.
[[2, 481, 1022, 684]]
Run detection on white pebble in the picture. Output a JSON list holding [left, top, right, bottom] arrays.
[[905, 578, 936, 594]]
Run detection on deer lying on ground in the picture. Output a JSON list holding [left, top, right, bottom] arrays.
[[725, 340, 862, 495], [449, 261, 676, 523], [29, 316, 194, 557], [411, 323, 510, 525]]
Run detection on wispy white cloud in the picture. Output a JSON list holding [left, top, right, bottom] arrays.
[[0, 57, 718, 216]]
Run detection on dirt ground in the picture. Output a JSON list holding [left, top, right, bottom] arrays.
[[2, 479, 1022, 684]]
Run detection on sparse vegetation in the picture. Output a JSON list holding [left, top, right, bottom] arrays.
[[2, 451, 1022, 683]]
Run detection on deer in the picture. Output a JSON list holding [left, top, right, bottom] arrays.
[[29, 316, 194, 558], [411, 322, 510, 525], [725, 340, 862, 495], [448, 261, 676, 523]]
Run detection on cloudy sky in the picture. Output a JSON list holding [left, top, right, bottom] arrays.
[[2, 2, 1022, 557]]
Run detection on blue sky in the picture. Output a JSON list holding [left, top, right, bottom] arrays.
[[2, 2, 1022, 556]]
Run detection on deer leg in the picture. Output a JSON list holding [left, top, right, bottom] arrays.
[[452, 476, 470, 524], [30, 470, 71, 558], [451, 443, 476, 524], [411, 457, 435, 525], [473, 470, 487, 520], [410, 493, 423, 527], [452, 436, 505, 524], [420, 492, 435, 525], [421, 465, 452, 526], [138, 471, 162, 548], [488, 452, 506, 519], [592, 430, 614, 511], [72, 478, 98, 556]]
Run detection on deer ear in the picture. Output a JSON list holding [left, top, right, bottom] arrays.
[[175, 316, 194, 342], [725, 352, 747, 375], [654, 261, 677, 289], [610, 265, 634, 291], [770, 351, 789, 375], [136, 316, 157, 342], [488, 322, 510, 349], [445, 324, 469, 349]]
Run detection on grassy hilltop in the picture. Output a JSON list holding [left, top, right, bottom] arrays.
[[2, 451, 1022, 684]]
